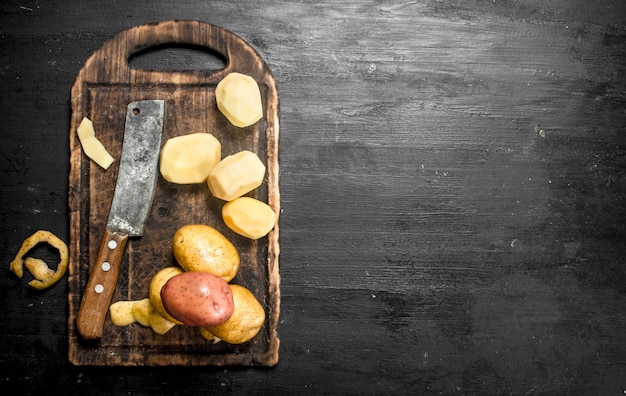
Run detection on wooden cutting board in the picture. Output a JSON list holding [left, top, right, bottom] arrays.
[[67, 20, 280, 366]]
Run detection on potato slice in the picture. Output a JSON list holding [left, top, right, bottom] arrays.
[[222, 197, 276, 240], [149, 311, 177, 335], [109, 299, 177, 334], [215, 72, 263, 128], [131, 298, 153, 327], [160, 133, 221, 184], [207, 150, 266, 201], [76, 117, 114, 170], [109, 301, 136, 327]]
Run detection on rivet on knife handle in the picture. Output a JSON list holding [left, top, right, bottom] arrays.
[[76, 229, 128, 339]]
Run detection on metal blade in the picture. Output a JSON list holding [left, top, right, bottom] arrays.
[[107, 100, 165, 236]]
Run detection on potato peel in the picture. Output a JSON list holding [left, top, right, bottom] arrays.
[[9, 230, 69, 290]]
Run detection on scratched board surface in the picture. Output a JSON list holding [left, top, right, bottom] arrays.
[[67, 20, 280, 366], [2, 0, 626, 394]]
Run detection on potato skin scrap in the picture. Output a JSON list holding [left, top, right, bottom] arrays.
[[9, 230, 69, 290]]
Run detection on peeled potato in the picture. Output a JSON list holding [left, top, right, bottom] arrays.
[[202, 284, 265, 344], [160, 133, 221, 184], [222, 197, 276, 240], [172, 224, 240, 282], [149, 266, 185, 325], [207, 150, 266, 201], [215, 72, 263, 128]]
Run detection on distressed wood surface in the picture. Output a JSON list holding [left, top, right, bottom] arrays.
[[66, 20, 280, 366], [1, 0, 625, 394]]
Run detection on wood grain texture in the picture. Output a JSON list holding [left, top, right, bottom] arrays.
[[1, 0, 625, 394], [67, 20, 280, 366]]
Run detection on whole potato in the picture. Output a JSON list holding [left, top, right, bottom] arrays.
[[172, 224, 240, 282], [161, 271, 234, 327], [201, 284, 265, 344], [149, 266, 185, 325]]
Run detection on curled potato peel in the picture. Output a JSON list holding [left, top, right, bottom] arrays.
[[9, 230, 69, 290]]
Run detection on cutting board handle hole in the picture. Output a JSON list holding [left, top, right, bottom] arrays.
[[128, 43, 227, 72]]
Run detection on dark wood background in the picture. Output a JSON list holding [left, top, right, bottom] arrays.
[[1, 0, 625, 394]]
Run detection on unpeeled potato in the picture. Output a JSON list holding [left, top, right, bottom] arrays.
[[172, 224, 240, 282], [149, 266, 185, 325], [160, 271, 234, 327], [200, 284, 265, 344]]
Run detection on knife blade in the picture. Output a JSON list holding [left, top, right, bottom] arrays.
[[76, 100, 165, 339]]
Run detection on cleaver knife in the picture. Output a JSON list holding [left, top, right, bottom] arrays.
[[76, 100, 165, 340]]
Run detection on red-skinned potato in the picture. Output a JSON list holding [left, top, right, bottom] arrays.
[[160, 271, 234, 327]]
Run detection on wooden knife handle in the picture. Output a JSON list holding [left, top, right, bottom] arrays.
[[76, 228, 128, 340]]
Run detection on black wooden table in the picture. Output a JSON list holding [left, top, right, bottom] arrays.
[[1, 1, 625, 394]]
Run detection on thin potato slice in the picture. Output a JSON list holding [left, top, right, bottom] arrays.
[[76, 117, 115, 170], [131, 298, 153, 327], [109, 299, 177, 335], [109, 301, 136, 326], [149, 311, 177, 335], [23, 257, 56, 281]]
